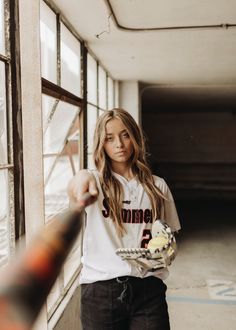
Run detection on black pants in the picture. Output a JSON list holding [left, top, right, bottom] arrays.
[[80, 276, 170, 330]]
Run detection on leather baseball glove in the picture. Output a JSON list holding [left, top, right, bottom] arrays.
[[115, 220, 177, 271]]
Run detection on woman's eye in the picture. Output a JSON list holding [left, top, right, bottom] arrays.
[[122, 133, 129, 138], [106, 136, 113, 142]]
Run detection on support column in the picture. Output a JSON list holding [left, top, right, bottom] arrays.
[[119, 81, 140, 124], [18, 0, 47, 328]]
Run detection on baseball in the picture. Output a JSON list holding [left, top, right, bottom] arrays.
[[147, 235, 169, 250]]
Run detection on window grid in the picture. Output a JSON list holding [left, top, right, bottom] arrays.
[[40, 0, 85, 318], [41, 0, 119, 320]]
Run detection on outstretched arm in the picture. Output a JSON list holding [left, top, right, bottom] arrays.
[[67, 169, 99, 209]]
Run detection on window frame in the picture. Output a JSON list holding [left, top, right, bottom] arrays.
[[1, 0, 119, 324], [40, 0, 88, 318]]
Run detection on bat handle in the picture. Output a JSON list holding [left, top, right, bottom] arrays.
[[0, 193, 93, 329]]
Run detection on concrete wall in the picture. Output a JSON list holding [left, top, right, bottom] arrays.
[[141, 86, 236, 200]]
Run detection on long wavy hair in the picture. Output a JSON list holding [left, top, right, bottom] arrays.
[[93, 108, 164, 236]]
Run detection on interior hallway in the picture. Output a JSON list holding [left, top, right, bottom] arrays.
[[166, 200, 236, 330]]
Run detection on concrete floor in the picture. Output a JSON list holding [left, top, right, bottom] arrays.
[[166, 200, 236, 330]]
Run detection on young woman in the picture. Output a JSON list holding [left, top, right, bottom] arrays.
[[68, 108, 181, 330]]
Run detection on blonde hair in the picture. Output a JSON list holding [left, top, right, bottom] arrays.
[[93, 108, 164, 236]]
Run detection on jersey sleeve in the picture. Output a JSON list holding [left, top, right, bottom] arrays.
[[154, 176, 181, 232]]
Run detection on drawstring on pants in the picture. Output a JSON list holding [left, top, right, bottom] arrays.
[[116, 277, 133, 303]]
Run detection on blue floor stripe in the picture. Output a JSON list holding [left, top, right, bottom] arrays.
[[167, 296, 236, 305]]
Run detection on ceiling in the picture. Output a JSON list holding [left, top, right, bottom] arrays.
[[53, 0, 236, 87], [50, 1, 236, 198]]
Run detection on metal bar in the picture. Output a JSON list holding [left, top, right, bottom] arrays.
[[9, 0, 25, 240], [0, 53, 10, 63], [81, 43, 87, 168], [56, 13, 61, 86], [43, 153, 58, 158], [0, 164, 14, 170], [43, 98, 59, 133], [42, 77, 83, 107], [87, 100, 106, 111], [105, 0, 236, 32]]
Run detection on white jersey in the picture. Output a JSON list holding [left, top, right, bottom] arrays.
[[79, 170, 181, 284]]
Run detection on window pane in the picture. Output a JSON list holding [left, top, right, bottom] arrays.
[[42, 94, 58, 133], [40, 0, 57, 83], [114, 81, 119, 107], [0, 169, 9, 267], [61, 23, 81, 97], [87, 104, 97, 154], [43, 155, 57, 184], [44, 156, 70, 221], [65, 117, 80, 174], [43, 101, 80, 220], [0, 0, 5, 55], [43, 100, 78, 154], [87, 153, 95, 170], [99, 109, 105, 117], [98, 65, 106, 109], [87, 54, 97, 105], [107, 77, 114, 110], [0, 62, 7, 164]]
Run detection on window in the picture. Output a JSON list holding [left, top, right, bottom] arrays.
[[107, 76, 114, 110], [43, 97, 79, 220], [0, 61, 10, 268], [87, 58, 119, 168], [87, 104, 97, 169], [98, 65, 107, 110], [42, 96, 81, 314], [40, 0, 57, 83], [0, 0, 15, 268], [87, 53, 97, 105], [61, 23, 81, 97], [40, 0, 83, 318]]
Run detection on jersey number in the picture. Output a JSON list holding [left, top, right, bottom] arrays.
[[141, 229, 152, 248]]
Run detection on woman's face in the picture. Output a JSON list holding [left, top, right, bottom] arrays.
[[103, 118, 134, 167]]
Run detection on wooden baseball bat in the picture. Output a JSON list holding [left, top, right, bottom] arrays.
[[0, 193, 92, 330]]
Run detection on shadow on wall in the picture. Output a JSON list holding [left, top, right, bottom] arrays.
[[141, 85, 236, 202]]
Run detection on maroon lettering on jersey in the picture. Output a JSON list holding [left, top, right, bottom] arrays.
[[102, 198, 110, 218], [144, 209, 152, 223], [131, 209, 144, 223], [137, 209, 144, 223], [101, 199, 153, 224], [122, 208, 131, 223]]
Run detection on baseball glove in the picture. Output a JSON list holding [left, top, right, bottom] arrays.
[[115, 220, 177, 271]]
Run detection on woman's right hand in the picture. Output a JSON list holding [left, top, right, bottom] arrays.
[[67, 170, 98, 209]]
